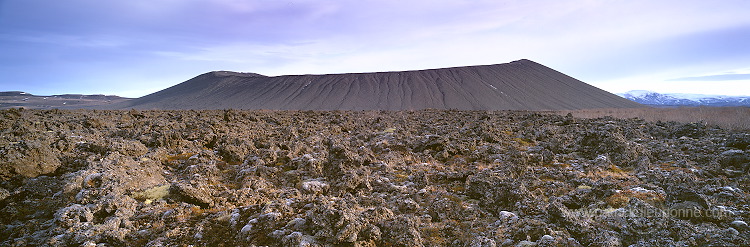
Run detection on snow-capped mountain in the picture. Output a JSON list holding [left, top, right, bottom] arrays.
[[618, 90, 750, 106]]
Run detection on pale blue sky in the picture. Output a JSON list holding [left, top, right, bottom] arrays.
[[1, 0, 749, 97]]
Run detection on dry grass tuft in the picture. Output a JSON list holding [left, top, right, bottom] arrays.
[[553, 107, 750, 131], [166, 153, 196, 162], [586, 164, 632, 180], [606, 189, 666, 208]]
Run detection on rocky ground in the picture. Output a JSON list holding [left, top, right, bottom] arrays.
[[1, 109, 749, 246]]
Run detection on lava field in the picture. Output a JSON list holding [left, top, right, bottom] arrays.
[[1, 109, 749, 246]]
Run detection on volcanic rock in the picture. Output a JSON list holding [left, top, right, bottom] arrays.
[[1, 109, 748, 246]]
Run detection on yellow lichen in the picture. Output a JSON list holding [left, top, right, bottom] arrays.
[[132, 184, 171, 202], [577, 185, 592, 190]]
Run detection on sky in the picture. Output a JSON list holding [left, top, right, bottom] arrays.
[[1, 0, 750, 98]]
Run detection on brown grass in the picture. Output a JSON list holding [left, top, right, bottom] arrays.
[[586, 164, 633, 180], [553, 107, 750, 131], [606, 189, 666, 208], [166, 153, 196, 162]]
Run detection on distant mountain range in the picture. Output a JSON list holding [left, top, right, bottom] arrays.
[[618, 90, 750, 107], [0, 91, 130, 109]]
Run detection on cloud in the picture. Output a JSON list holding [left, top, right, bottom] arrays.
[[4, 0, 750, 96], [0, 33, 128, 48], [669, 74, 750, 81]]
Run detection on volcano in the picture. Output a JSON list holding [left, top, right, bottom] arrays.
[[110, 59, 641, 110]]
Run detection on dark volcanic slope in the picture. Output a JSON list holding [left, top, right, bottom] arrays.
[[112, 59, 642, 110]]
